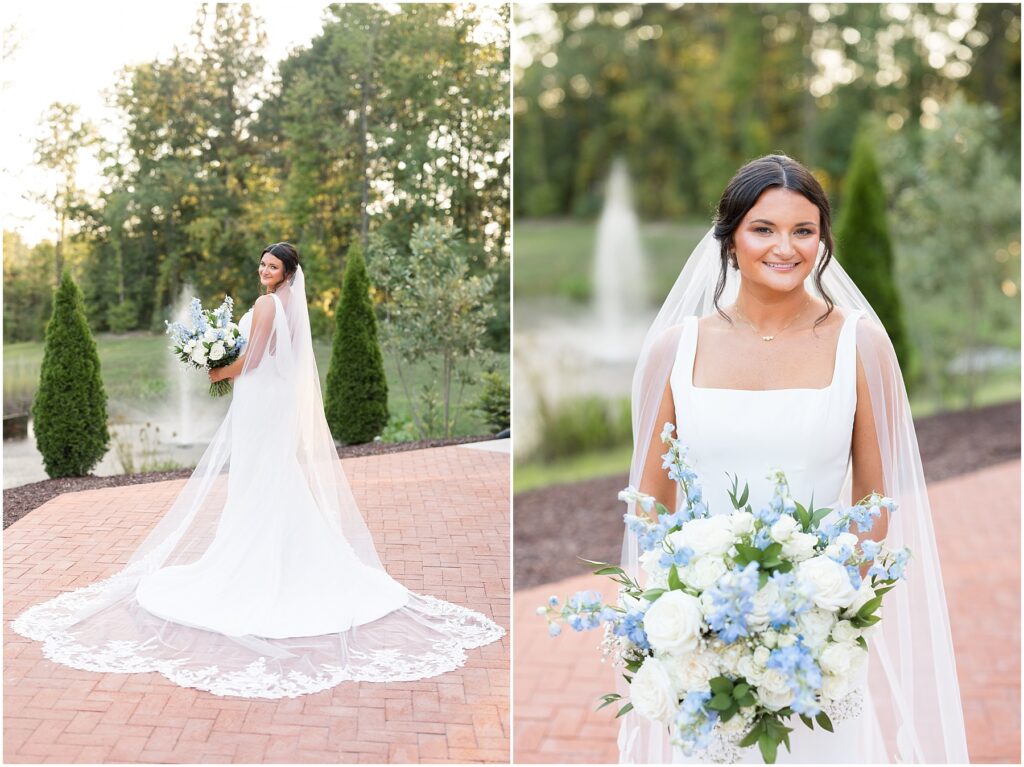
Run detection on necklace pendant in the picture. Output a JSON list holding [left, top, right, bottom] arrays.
[[762, 335, 774, 342]]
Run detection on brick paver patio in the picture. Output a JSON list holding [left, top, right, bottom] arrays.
[[514, 459, 1021, 764], [4, 443, 510, 764]]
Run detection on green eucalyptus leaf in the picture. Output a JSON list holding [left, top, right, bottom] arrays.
[[815, 711, 834, 733], [758, 733, 779, 763]]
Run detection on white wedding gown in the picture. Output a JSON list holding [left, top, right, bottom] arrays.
[[12, 278, 504, 698], [134, 306, 410, 638], [624, 309, 888, 763]]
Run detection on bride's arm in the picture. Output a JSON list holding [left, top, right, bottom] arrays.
[[209, 295, 276, 383], [637, 376, 677, 521], [852, 328, 891, 544]]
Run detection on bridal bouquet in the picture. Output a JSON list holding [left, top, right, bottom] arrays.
[[165, 296, 247, 397], [538, 423, 911, 764]]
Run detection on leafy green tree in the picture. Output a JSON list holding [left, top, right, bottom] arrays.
[[835, 129, 912, 376], [324, 241, 389, 444], [33, 270, 110, 477], [3, 232, 54, 342], [370, 221, 496, 438], [876, 95, 1020, 408], [31, 102, 96, 284]]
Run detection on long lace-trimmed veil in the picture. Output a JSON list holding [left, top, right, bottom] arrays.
[[617, 229, 969, 762], [12, 265, 504, 698]]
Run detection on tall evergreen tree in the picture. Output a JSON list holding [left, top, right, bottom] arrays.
[[33, 270, 110, 477], [324, 242, 389, 444], [835, 130, 912, 376]]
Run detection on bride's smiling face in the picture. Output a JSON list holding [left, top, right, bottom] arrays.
[[731, 187, 821, 293], [258, 252, 286, 291]]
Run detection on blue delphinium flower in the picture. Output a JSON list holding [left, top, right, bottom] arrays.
[[844, 502, 881, 533], [673, 690, 719, 755], [755, 504, 782, 527], [886, 548, 911, 580], [752, 526, 774, 551], [826, 540, 855, 565], [766, 638, 823, 716], [189, 298, 208, 332], [614, 605, 651, 651], [766, 571, 814, 630], [704, 562, 759, 643], [868, 547, 911, 582], [860, 539, 882, 561], [845, 564, 863, 590], [659, 545, 694, 570]]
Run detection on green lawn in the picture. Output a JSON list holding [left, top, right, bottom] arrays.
[[513, 218, 711, 303], [4, 333, 507, 439]]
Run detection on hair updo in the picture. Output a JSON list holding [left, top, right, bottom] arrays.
[[711, 154, 835, 325], [261, 242, 299, 281]]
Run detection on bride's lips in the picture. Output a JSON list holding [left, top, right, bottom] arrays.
[[763, 260, 801, 272]]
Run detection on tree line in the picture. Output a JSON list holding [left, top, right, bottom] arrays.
[[7, 3, 510, 350]]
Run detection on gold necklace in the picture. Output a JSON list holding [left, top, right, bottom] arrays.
[[733, 297, 811, 342]]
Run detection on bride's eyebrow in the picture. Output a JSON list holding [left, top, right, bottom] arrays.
[[749, 218, 817, 227]]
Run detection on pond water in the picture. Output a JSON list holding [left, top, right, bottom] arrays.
[[3, 374, 230, 489]]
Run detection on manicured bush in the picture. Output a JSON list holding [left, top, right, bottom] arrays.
[[475, 371, 510, 435], [836, 130, 912, 375], [324, 241, 389, 444], [33, 270, 111, 477]]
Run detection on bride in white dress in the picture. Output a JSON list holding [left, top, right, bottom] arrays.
[[12, 242, 504, 698], [617, 156, 969, 762]]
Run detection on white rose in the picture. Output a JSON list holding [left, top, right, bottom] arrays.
[[761, 629, 778, 649], [737, 654, 761, 685], [224, 335, 235, 348], [822, 671, 852, 701], [682, 555, 727, 591], [782, 532, 819, 562], [630, 657, 678, 724], [203, 328, 218, 342], [190, 346, 207, 365], [747, 581, 779, 632], [797, 556, 857, 612], [185, 339, 196, 351], [845, 579, 877, 617], [770, 515, 798, 542], [639, 549, 669, 590], [796, 608, 836, 650], [729, 511, 755, 537], [209, 342, 225, 361], [756, 670, 794, 711], [819, 641, 861, 677], [663, 648, 718, 693], [753, 645, 771, 667], [671, 515, 735, 558], [643, 590, 704, 656], [831, 620, 859, 644]]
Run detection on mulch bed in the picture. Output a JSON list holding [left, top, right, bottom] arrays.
[[515, 400, 1021, 589], [3, 435, 496, 530]]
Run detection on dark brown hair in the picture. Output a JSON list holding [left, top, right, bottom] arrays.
[[712, 154, 834, 326]]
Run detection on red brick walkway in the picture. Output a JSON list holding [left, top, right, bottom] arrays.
[[514, 460, 1021, 763], [4, 444, 509, 764]]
